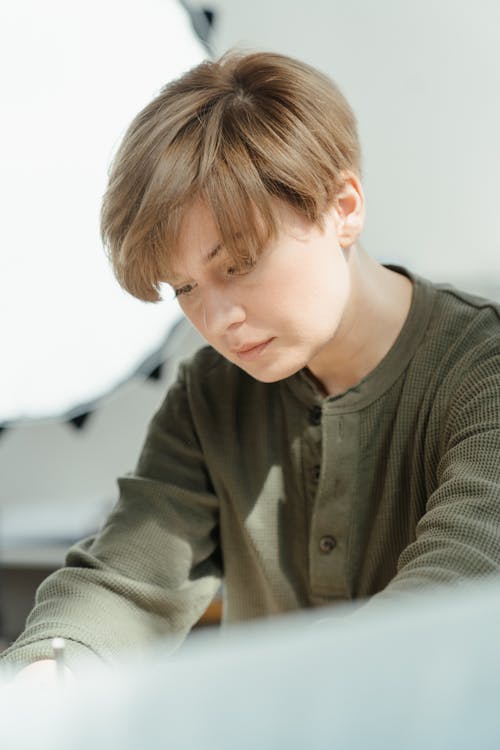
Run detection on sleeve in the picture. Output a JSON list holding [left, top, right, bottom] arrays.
[[369, 335, 500, 606], [310, 336, 500, 630], [0, 361, 223, 673]]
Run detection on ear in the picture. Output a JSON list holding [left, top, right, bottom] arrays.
[[333, 173, 365, 248]]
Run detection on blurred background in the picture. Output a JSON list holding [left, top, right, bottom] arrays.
[[1, 0, 499, 645]]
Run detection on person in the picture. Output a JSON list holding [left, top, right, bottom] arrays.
[[2, 50, 499, 682]]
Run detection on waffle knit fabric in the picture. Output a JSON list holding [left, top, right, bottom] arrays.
[[1, 265, 499, 671]]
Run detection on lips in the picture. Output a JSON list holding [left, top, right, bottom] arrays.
[[234, 340, 269, 354], [231, 338, 271, 354], [229, 338, 274, 360]]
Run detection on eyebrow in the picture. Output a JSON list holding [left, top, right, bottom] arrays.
[[167, 242, 223, 286], [205, 242, 223, 264]]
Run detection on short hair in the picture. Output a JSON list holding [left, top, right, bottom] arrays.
[[100, 50, 362, 302]]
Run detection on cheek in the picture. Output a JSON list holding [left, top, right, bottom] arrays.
[[178, 300, 206, 337], [276, 262, 345, 315], [297, 263, 351, 333]]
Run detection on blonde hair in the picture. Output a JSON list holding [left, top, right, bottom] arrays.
[[101, 50, 362, 302]]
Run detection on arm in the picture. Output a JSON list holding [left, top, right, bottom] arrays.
[[0, 361, 222, 673], [312, 337, 500, 631], [368, 337, 500, 608]]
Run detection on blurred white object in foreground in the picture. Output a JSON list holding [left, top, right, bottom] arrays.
[[1, 575, 500, 749]]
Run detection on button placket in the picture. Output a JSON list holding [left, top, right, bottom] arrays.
[[301, 402, 323, 508], [309, 411, 360, 598]]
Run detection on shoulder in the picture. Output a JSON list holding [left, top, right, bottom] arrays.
[[391, 270, 500, 422], [179, 345, 246, 387], [431, 278, 500, 337], [417, 279, 500, 426], [408, 270, 500, 370], [177, 345, 274, 405], [173, 345, 285, 447], [433, 281, 500, 369]]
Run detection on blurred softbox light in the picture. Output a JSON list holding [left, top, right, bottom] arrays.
[[0, 0, 208, 423]]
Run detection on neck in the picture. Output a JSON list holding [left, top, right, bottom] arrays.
[[306, 245, 413, 397]]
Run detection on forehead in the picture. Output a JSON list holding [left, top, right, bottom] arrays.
[[178, 197, 220, 252], [165, 198, 222, 284], [164, 195, 311, 285]]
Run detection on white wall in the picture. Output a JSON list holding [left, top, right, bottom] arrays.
[[193, 0, 500, 290]]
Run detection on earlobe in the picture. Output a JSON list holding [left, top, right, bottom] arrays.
[[335, 175, 365, 247], [338, 216, 360, 248]]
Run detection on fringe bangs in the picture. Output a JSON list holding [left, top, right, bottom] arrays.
[[101, 50, 363, 303]]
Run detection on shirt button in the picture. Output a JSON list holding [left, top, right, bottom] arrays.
[[319, 535, 337, 553], [312, 464, 321, 481], [309, 405, 322, 426]]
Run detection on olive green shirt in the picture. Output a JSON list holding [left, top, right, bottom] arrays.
[[2, 266, 500, 670]]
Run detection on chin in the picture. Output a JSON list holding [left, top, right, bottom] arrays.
[[239, 358, 306, 384]]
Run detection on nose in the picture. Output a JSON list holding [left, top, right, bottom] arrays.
[[201, 286, 245, 337]]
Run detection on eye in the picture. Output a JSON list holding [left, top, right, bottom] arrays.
[[225, 258, 257, 276], [173, 282, 197, 298]]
